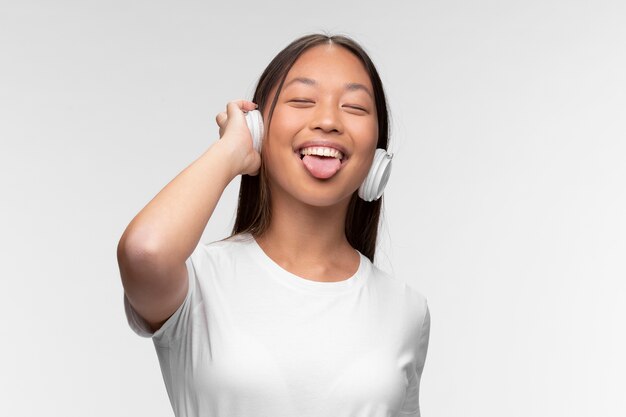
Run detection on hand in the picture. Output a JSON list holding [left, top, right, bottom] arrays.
[[215, 99, 261, 176]]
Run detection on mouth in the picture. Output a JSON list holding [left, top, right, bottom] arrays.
[[292, 148, 348, 179], [293, 147, 349, 166]]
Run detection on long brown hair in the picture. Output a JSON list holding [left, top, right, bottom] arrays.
[[229, 33, 390, 263]]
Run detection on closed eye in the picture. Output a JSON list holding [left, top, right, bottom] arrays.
[[288, 100, 368, 113], [343, 104, 370, 115], [289, 99, 314, 104]]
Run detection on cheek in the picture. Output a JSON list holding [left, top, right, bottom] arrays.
[[265, 109, 302, 147], [350, 118, 378, 148], [262, 111, 300, 168]]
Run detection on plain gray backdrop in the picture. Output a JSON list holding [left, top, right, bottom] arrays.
[[1, 0, 624, 416]]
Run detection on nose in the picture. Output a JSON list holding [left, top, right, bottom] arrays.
[[309, 99, 344, 134]]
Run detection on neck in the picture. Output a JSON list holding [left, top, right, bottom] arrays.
[[256, 191, 353, 266]]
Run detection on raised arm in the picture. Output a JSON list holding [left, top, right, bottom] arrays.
[[117, 100, 260, 332]]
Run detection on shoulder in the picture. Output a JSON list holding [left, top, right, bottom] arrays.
[[367, 263, 429, 318], [196, 232, 252, 254], [368, 263, 427, 301], [189, 233, 254, 268]]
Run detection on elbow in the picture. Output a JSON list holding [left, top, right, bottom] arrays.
[[117, 228, 164, 272], [118, 225, 163, 258]]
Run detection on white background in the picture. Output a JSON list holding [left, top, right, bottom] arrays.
[[1, 0, 625, 416]]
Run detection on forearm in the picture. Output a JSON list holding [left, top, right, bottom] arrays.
[[119, 140, 242, 265]]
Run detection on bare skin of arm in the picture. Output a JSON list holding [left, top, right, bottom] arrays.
[[117, 100, 260, 331]]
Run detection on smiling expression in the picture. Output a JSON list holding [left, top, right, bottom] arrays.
[[261, 43, 379, 208]]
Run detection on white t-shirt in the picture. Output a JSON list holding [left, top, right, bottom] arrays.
[[124, 232, 430, 417]]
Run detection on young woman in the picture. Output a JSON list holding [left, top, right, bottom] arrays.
[[118, 33, 430, 417]]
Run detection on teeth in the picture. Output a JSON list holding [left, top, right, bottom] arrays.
[[299, 146, 344, 160]]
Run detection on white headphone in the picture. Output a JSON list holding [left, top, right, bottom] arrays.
[[245, 110, 392, 202]]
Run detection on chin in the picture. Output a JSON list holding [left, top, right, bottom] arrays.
[[300, 197, 346, 208], [266, 179, 351, 209]]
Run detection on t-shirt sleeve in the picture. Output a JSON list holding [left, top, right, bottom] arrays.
[[399, 301, 431, 416], [123, 254, 197, 344], [415, 302, 431, 377]]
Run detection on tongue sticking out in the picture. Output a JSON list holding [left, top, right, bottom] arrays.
[[302, 155, 342, 179]]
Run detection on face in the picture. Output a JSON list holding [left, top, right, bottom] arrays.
[[261, 44, 379, 208]]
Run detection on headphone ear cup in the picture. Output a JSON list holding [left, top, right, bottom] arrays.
[[358, 148, 393, 202], [244, 110, 264, 154]]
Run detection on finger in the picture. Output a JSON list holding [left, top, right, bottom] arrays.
[[226, 99, 258, 116], [232, 99, 258, 111], [215, 112, 227, 127], [241, 100, 258, 112]]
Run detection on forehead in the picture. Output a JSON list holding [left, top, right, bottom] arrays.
[[284, 44, 373, 90]]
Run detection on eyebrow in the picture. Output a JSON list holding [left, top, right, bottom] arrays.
[[283, 76, 374, 99]]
